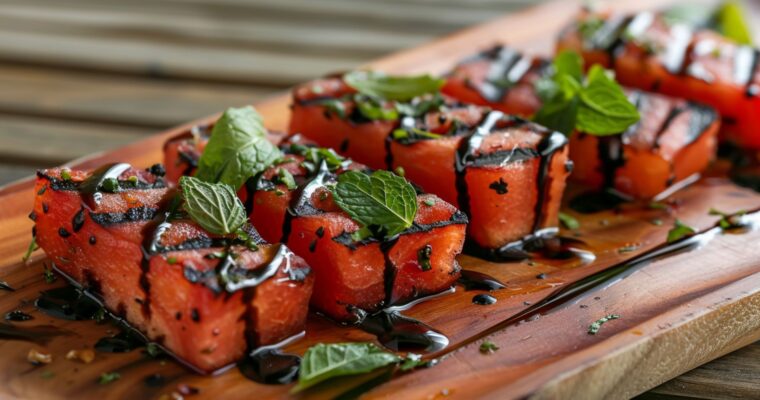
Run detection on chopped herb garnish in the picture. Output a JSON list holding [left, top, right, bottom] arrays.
[[127, 175, 139, 186], [709, 208, 747, 230], [393, 166, 405, 177], [578, 16, 605, 40], [276, 168, 298, 190], [533, 51, 640, 136], [166, 256, 178, 265], [40, 370, 55, 379], [98, 372, 121, 385], [394, 94, 445, 117], [558, 212, 580, 230], [60, 169, 72, 181], [101, 178, 119, 193], [194, 106, 281, 190], [291, 342, 400, 393], [423, 198, 435, 207], [22, 236, 39, 263], [343, 71, 445, 102], [319, 98, 347, 119], [417, 244, 433, 271], [648, 201, 668, 210], [289, 144, 347, 172], [94, 308, 106, 323], [332, 170, 418, 239], [179, 176, 247, 236], [392, 127, 443, 141], [145, 342, 163, 358], [479, 340, 499, 354], [43, 264, 56, 284], [588, 314, 620, 335], [399, 353, 430, 371], [354, 95, 399, 121], [667, 219, 696, 243]]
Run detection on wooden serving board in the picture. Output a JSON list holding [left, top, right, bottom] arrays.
[[2, 0, 759, 399]]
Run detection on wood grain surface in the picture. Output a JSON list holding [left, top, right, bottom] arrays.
[[1, 0, 759, 399]]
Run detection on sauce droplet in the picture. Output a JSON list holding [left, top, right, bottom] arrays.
[[472, 294, 497, 305], [457, 270, 506, 291]]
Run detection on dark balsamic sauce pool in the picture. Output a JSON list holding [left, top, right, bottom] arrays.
[[355, 310, 448, 353], [473, 211, 759, 340]]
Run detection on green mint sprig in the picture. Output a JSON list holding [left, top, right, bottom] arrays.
[[343, 71, 445, 101], [533, 50, 640, 136], [195, 106, 282, 190]]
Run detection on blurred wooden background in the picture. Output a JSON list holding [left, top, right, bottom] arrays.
[[0, 0, 546, 185], [0, 0, 758, 398]]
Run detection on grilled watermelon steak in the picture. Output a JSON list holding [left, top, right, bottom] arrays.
[[289, 78, 569, 257], [164, 131, 467, 322], [32, 165, 314, 373], [556, 10, 760, 149], [443, 46, 721, 199]]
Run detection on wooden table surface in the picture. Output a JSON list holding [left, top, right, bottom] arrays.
[[0, 1, 758, 398]]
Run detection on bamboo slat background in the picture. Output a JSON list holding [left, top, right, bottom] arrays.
[[0, 1, 758, 398]]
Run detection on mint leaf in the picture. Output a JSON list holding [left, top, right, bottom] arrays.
[[666, 219, 696, 243], [553, 50, 584, 82], [533, 51, 639, 136], [534, 73, 581, 134], [179, 176, 247, 236], [533, 92, 579, 135], [291, 342, 400, 393], [332, 170, 418, 238], [715, 1, 753, 45], [344, 71, 444, 101], [576, 66, 640, 135], [535, 51, 583, 103], [195, 106, 282, 190]]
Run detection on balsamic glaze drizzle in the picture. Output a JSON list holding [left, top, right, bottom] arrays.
[[353, 309, 449, 353], [454, 111, 507, 218], [461, 45, 549, 103]]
